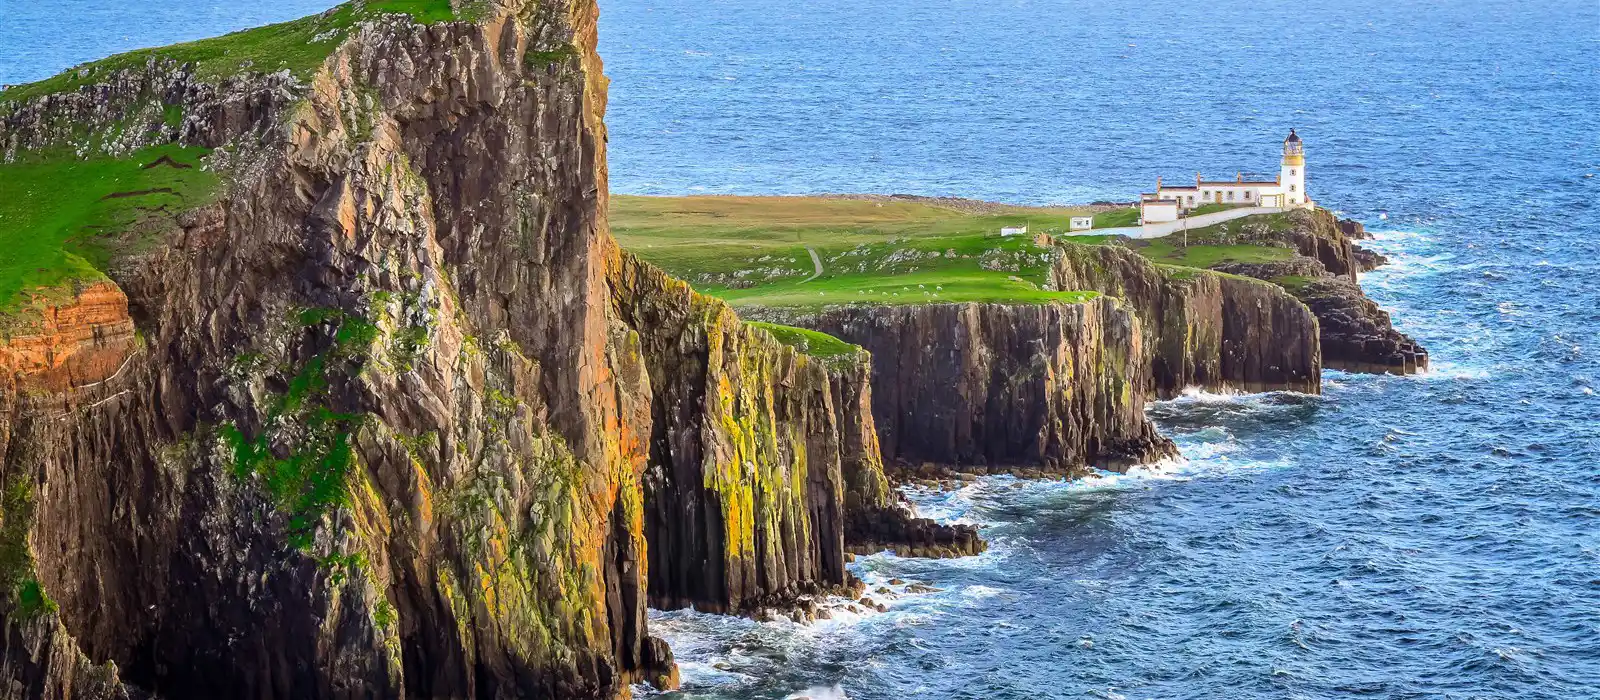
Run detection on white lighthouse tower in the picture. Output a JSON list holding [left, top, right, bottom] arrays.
[[1280, 128, 1307, 206]]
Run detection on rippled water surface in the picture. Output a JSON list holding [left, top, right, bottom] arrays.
[[6, 0, 1599, 697]]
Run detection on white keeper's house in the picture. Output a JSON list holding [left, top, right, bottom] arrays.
[[1139, 129, 1314, 224]]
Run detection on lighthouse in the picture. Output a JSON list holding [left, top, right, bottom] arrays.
[[1142, 129, 1316, 217], [1280, 128, 1306, 206]]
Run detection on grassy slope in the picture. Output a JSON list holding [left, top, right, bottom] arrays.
[[0, 0, 465, 105], [0, 144, 218, 313], [1090, 206, 1140, 229], [746, 322, 862, 359], [612, 195, 1100, 310], [0, 0, 473, 317]]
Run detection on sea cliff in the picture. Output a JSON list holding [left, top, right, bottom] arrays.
[[1050, 242, 1323, 397], [0, 2, 965, 697], [791, 297, 1176, 474], [1203, 209, 1429, 374]]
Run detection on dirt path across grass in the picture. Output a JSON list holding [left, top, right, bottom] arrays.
[[801, 247, 823, 283]]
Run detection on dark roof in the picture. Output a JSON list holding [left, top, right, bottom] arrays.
[[1285, 128, 1301, 143]]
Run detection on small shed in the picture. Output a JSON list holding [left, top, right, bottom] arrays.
[[1069, 216, 1094, 231], [1000, 226, 1028, 237]]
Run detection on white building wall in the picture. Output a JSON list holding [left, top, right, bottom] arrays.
[[1159, 185, 1281, 208], [1280, 162, 1306, 205], [1158, 189, 1199, 207], [1141, 202, 1179, 223]]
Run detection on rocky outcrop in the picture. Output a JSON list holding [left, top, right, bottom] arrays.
[[0, 282, 137, 394], [1202, 209, 1428, 374], [0, 59, 298, 162], [0, 1, 681, 695], [1275, 276, 1428, 374], [610, 253, 856, 614], [823, 344, 984, 559], [610, 253, 983, 609], [792, 298, 1176, 475], [1051, 243, 1322, 397]]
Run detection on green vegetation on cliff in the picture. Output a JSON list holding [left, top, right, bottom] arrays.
[[0, 0, 502, 319], [0, 0, 466, 105], [747, 322, 860, 359], [221, 309, 377, 554], [0, 143, 217, 314], [612, 195, 1102, 309]]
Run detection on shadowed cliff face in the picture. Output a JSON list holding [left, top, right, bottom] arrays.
[[0, 0, 964, 696], [796, 299, 1177, 474], [1051, 243, 1323, 398], [1, 0, 671, 695]]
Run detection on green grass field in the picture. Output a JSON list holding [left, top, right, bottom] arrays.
[[0, 144, 219, 314], [0, 0, 469, 105], [1090, 207, 1141, 229], [613, 195, 1305, 314], [1126, 239, 1295, 268], [612, 195, 1103, 310]]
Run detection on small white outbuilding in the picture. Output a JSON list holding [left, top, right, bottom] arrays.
[[1069, 216, 1094, 231], [1000, 226, 1028, 237]]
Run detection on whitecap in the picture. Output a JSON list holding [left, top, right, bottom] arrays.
[[784, 685, 850, 700], [961, 584, 1005, 599]]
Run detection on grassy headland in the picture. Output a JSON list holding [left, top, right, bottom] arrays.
[[0, 0, 482, 320], [611, 195, 1105, 310], [611, 195, 1300, 312], [0, 0, 471, 105]]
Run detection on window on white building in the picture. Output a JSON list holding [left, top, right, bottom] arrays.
[[1227, 191, 1234, 201], [1201, 190, 1209, 197], [1291, 169, 1297, 176], [1244, 191, 1252, 199], [1290, 184, 1296, 192]]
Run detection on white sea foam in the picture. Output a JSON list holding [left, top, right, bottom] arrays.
[[1175, 385, 1248, 400], [961, 584, 1004, 600], [784, 685, 850, 700]]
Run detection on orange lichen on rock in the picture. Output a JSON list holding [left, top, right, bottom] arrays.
[[0, 281, 136, 392]]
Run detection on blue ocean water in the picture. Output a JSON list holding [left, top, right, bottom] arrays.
[[5, 1, 1598, 698]]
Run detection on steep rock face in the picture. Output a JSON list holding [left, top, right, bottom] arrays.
[[1, 59, 299, 160], [824, 353, 984, 559], [0, 1, 692, 696], [1209, 209, 1428, 374], [609, 253, 854, 614], [1051, 243, 1322, 397], [797, 298, 1176, 474], [608, 253, 982, 609]]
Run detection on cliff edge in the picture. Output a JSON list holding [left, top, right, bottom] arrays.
[[0, 2, 961, 697]]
